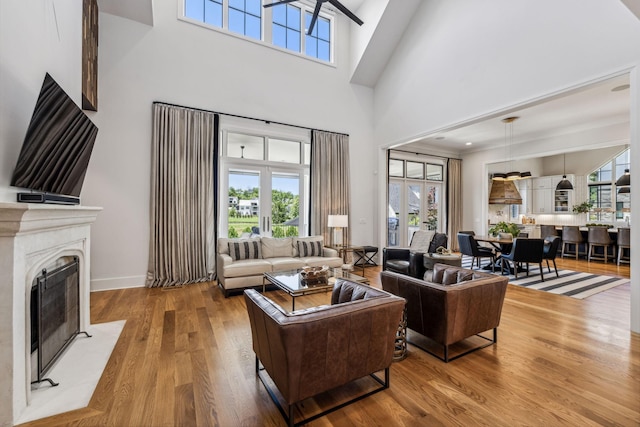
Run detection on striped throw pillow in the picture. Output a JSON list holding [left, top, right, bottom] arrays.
[[228, 240, 262, 261], [297, 240, 323, 257]]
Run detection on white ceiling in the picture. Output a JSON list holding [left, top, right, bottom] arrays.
[[399, 73, 631, 155]]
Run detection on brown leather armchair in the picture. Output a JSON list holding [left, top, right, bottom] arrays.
[[381, 264, 508, 362], [244, 280, 405, 427]]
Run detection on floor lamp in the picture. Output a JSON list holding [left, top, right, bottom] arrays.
[[328, 215, 348, 247]]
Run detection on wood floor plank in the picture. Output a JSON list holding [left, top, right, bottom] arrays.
[[16, 258, 638, 427]]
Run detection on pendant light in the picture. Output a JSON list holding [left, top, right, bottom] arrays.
[[616, 168, 630, 194], [556, 153, 574, 190], [502, 117, 531, 180], [489, 117, 525, 204], [616, 168, 630, 186]]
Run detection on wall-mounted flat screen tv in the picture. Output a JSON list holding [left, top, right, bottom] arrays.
[[11, 73, 98, 205]]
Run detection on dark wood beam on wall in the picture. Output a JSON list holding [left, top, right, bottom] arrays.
[[82, 0, 98, 111]]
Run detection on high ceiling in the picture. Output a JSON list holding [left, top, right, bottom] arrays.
[[398, 73, 631, 155], [96, 1, 632, 159]]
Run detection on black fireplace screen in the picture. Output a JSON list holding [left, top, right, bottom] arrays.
[[31, 257, 83, 386]]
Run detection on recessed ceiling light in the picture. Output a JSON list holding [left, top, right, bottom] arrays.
[[612, 84, 630, 92], [465, 142, 473, 146], [435, 136, 445, 140]]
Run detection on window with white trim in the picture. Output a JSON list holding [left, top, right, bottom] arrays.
[[304, 12, 330, 61], [587, 148, 630, 223], [185, 0, 223, 27], [272, 4, 301, 52], [228, 0, 261, 40], [182, 0, 334, 63]]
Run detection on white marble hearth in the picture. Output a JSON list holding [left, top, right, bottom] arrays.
[[17, 320, 125, 424], [0, 203, 101, 427]]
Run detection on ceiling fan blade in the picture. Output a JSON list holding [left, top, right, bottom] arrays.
[[328, 0, 363, 25], [263, 0, 298, 9], [306, 2, 321, 35]]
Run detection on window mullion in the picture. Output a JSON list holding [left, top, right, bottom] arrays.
[[300, 8, 306, 53], [223, 0, 228, 29]]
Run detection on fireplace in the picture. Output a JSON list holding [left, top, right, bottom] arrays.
[[0, 203, 101, 426], [30, 257, 92, 387]]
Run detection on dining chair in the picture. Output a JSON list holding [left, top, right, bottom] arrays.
[[501, 238, 545, 281], [542, 236, 561, 277], [457, 233, 495, 272]]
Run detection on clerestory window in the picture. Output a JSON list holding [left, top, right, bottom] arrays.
[[182, 0, 334, 63], [304, 12, 331, 61], [185, 0, 223, 27], [228, 0, 262, 39], [272, 4, 301, 52]]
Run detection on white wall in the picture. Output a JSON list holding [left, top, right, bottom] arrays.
[[350, 0, 387, 76], [372, 0, 640, 331], [82, 2, 375, 289], [374, 0, 640, 146], [0, 2, 82, 424], [0, 0, 83, 201]]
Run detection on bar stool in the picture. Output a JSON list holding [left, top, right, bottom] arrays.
[[561, 226, 585, 259], [617, 227, 631, 265], [587, 226, 615, 263], [540, 225, 558, 239]]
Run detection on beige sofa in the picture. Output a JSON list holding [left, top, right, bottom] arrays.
[[217, 236, 343, 296]]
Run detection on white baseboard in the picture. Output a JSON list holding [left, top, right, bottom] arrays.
[[90, 275, 146, 291]]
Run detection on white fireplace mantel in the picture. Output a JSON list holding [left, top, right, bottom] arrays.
[[0, 202, 101, 427]]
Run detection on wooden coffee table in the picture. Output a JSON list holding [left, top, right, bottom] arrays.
[[263, 268, 369, 311]]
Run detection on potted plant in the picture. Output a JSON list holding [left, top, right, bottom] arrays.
[[488, 221, 521, 237], [572, 200, 593, 214]]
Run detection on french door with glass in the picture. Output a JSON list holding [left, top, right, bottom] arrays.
[[388, 180, 443, 247], [222, 164, 307, 238], [219, 122, 310, 239], [387, 154, 445, 247]]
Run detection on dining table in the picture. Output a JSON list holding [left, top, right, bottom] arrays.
[[474, 235, 518, 274]]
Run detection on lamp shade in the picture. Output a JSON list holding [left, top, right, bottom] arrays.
[[556, 175, 574, 190], [328, 215, 348, 228], [616, 169, 630, 187], [506, 171, 521, 180], [618, 186, 630, 194]]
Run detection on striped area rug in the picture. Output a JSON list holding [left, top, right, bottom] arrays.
[[460, 256, 629, 299]]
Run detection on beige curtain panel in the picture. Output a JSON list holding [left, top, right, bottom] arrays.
[[447, 158, 463, 251], [310, 130, 351, 247], [147, 103, 216, 287]]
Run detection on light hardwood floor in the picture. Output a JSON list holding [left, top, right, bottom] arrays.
[[19, 258, 638, 426]]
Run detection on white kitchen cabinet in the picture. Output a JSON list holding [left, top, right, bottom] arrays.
[[532, 177, 553, 190], [532, 187, 553, 213], [531, 175, 574, 214]]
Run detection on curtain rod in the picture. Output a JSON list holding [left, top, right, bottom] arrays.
[[390, 148, 459, 161], [153, 101, 349, 137]]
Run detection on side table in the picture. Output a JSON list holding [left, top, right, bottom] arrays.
[[393, 306, 407, 361]]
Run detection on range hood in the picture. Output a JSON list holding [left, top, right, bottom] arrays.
[[489, 179, 522, 204]]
